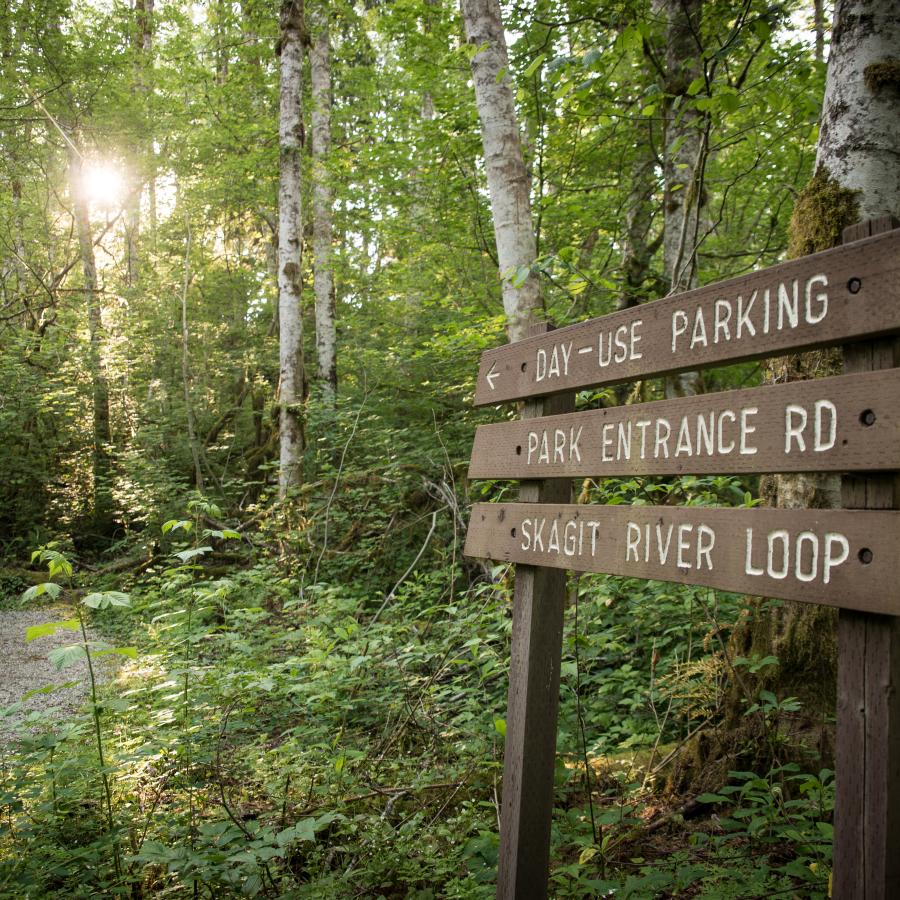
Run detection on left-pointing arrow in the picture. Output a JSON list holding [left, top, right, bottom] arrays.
[[486, 361, 500, 390]]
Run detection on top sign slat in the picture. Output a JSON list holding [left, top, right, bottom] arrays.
[[474, 229, 900, 405]]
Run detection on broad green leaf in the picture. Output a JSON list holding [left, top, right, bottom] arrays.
[[162, 519, 192, 534], [48, 644, 88, 670], [687, 75, 706, 96], [523, 52, 546, 78], [174, 546, 213, 563], [22, 582, 62, 602], [26, 619, 79, 641], [83, 591, 131, 609]]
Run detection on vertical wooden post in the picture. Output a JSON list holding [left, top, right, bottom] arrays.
[[496, 327, 574, 900], [834, 216, 900, 899]]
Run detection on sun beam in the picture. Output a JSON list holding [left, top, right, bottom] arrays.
[[81, 162, 125, 209]]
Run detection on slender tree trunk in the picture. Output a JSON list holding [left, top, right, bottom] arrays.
[[620, 123, 659, 311], [653, 0, 706, 397], [277, 0, 306, 496], [180, 215, 204, 491], [126, 0, 154, 287], [813, 0, 826, 65], [461, 0, 543, 342], [310, 7, 337, 403], [68, 146, 114, 536]]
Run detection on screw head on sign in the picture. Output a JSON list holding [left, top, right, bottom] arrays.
[[848, 277, 862, 294], [860, 409, 877, 426], [859, 548, 874, 565]]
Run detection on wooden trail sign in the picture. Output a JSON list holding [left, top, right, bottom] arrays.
[[464, 222, 900, 900], [470, 368, 900, 479], [474, 229, 900, 405], [465, 502, 900, 615]]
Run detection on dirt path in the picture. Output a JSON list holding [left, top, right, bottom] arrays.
[[0, 607, 96, 736]]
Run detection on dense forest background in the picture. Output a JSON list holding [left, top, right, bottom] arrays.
[[0, 0, 858, 895]]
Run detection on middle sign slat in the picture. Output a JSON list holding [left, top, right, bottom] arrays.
[[468, 368, 900, 479]]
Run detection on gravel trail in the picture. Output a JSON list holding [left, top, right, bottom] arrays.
[[0, 607, 99, 736]]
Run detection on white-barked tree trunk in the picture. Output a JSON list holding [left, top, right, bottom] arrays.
[[277, 0, 306, 495], [461, 0, 543, 343], [311, 6, 336, 403]]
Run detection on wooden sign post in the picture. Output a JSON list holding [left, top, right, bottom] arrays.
[[463, 225, 900, 899], [834, 215, 900, 898]]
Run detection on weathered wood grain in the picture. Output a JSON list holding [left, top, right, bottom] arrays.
[[833, 215, 900, 900], [469, 368, 900, 479], [465, 503, 900, 615], [495, 326, 573, 900], [475, 228, 900, 404]]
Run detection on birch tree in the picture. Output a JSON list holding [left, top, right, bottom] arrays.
[[277, 0, 306, 495], [310, 5, 336, 403], [461, 0, 543, 342]]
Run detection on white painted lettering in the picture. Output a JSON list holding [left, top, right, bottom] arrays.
[[785, 404, 807, 453], [554, 429, 565, 463], [602, 423, 614, 462], [564, 520, 577, 556], [767, 530, 790, 579], [737, 292, 756, 339], [824, 533, 850, 584], [677, 524, 693, 568], [714, 299, 732, 343], [626, 522, 641, 562], [690, 307, 708, 349], [548, 520, 560, 554], [527, 431, 539, 464], [655, 418, 671, 459], [805, 274, 828, 324], [795, 531, 818, 582], [745, 528, 765, 576], [740, 407, 758, 455], [777, 280, 799, 330], [814, 400, 837, 451], [672, 310, 688, 352], [697, 524, 715, 570], [717, 410, 736, 454]]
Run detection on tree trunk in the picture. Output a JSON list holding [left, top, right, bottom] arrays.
[[813, 0, 826, 64], [653, 0, 706, 397], [277, 0, 306, 496], [733, 0, 900, 734], [310, 6, 337, 403], [68, 146, 115, 536], [180, 215, 204, 491], [620, 122, 659, 311], [461, 0, 543, 342], [126, 0, 154, 287]]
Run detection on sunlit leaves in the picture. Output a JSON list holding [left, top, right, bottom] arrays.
[[82, 591, 131, 609], [25, 619, 79, 641], [21, 582, 63, 602]]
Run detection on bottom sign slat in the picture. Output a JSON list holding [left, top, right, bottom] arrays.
[[465, 503, 900, 615]]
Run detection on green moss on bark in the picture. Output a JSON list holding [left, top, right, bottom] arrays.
[[864, 58, 900, 94], [787, 167, 859, 259]]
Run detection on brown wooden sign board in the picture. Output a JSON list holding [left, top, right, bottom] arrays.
[[465, 502, 900, 616], [469, 368, 900, 479], [474, 229, 900, 405]]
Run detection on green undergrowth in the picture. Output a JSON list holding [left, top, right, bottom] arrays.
[[0, 479, 833, 897]]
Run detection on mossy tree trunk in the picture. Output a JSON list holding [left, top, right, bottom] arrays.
[[730, 0, 900, 746]]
